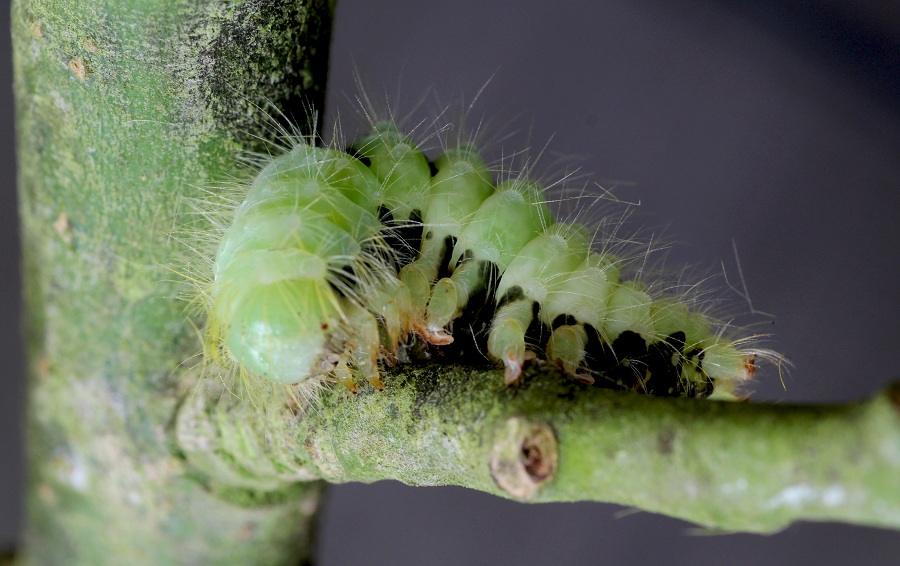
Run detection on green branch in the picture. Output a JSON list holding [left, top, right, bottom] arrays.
[[179, 365, 900, 534]]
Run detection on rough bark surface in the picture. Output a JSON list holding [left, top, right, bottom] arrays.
[[12, 1, 333, 563]]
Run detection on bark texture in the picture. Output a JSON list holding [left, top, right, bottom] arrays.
[[12, 1, 333, 563]]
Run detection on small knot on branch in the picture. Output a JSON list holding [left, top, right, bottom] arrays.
[[489, 417, 558, 500]]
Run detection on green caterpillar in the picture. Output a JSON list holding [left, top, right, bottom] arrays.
[[201, 117, 778, 398]]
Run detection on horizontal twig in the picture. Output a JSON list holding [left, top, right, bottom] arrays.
[[178, 365, 900, 534]]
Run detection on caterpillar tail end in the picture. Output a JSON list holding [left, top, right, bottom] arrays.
[[703, 342, 758, 383], [742, 354, 758, 380]]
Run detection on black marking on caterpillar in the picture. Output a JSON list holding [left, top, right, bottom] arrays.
[[194, 99, 782, 401]]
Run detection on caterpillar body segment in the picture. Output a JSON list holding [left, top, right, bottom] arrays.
[[541, 252, 619, 382], [486, 224, 592, 383], [422, 179, 553, 341], [349, 123, 433, 270], [399, 145, 494, 327], [350, 123, 433, 222]]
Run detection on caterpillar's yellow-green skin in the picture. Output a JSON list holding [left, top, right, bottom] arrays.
[[206, 122, 767, 397]]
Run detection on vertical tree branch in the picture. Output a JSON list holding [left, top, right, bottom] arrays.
[[12, 1, 334, 563]]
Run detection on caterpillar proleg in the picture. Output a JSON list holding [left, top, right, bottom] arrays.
[[195, 100, 781, 399]]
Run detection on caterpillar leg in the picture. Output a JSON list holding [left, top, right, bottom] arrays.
[[421, 277, 457, 344], [344, 302, 384, 390], [332, 358, 358, 394], [399, 260, 439, 340], [487, 300, 536, 384], [363, 280, 414, 356], [545, 324, 594, 384], [422, 259, 485, 344]]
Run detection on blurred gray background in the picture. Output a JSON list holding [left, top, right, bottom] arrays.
[[3, 0, 900, 563]]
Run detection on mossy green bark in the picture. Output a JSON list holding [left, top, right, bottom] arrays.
[[12, 1, 333, 563], [181, 366, 900, 534]]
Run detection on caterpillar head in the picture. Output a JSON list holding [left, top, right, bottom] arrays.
[[206, 142, 387, 385], [211, 245, 343, 384]]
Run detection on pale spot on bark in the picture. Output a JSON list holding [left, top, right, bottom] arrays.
[[69, 57, 87, 81], [30, 20, 44, 40], [53, 212, 73, 246]]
